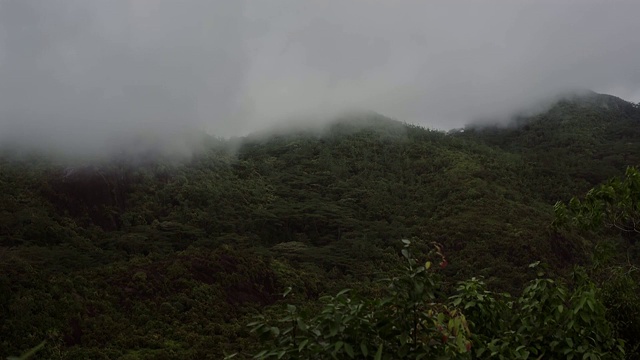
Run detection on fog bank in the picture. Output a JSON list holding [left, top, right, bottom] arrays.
[[1, 0, 638, 156]]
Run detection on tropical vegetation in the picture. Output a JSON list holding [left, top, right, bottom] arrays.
[[1, 92, 639, 359]]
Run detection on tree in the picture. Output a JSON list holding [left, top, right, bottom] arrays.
[[248, 241, 473, 359], [248, 242, 623, 359], [554, 166, 640, 359], [553, 166, 640, 236]]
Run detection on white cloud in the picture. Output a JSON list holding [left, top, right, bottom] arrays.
[[0, 0, 638, 156]]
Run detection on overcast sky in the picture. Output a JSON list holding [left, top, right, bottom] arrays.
[[1, 0, 639, 155]]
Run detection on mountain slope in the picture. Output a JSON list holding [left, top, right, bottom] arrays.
[[459, 92, 640, 201], [1, 94, 639, 358]]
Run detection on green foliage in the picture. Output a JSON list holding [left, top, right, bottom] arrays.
[[460, 93, 640, 203], [555, 167, 640, 359], [598, 265, 640, 359], [249, 242, 472, 359], [478, 269, 623, 359], [554, 166, 640, 236], [252, 244, 624, 359], [2, 93, 640, 357]]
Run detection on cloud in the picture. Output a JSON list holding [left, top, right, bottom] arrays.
[[1, 0, 638, 155]]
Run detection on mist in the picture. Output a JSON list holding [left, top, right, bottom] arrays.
[[1, 0, 639, 157]]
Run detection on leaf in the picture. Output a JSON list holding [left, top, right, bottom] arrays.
[[425, 261, 432, 270], [464, 301, 476, 309], [401, 248, 410, 260], [283, 287, 292, 298], [575, 297, 587, 314], [298, 339, 309, 352], [8, 341, 47, 360], [374, 344, 383, 360], [270, 327, 280, 336], [329, 323, 338, 337], [360, 342, 368, 357], [344, 343, 354, 358]]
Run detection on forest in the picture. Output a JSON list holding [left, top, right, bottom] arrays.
[[1, 92, 640, 359]]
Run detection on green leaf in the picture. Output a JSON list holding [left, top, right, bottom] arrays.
[[344, 343, 354, 358], [298, 339, 309, 352], [464, 301, 476, 309], [8, 340, 47, 360], [270, 327, 280, 336], [360, 342, 368, 357], [374, 344, 383, 360], [329, 323, 338, 337], [283, 287, 292, 298]]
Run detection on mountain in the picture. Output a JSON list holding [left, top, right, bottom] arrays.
[[1, 93, 639, 358], [459, 92, 640, 200]]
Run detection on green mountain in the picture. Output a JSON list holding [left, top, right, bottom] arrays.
[[1, 92, 639, 358], [459, 92, 640, 201]]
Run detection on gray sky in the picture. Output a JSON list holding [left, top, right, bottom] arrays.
[[1, 0, 639, 155]]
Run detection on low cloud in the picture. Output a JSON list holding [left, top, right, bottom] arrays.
[[1, 0, 638, 156]]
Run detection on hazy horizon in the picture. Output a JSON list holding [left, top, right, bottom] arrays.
[[1, 1, 639, 156]]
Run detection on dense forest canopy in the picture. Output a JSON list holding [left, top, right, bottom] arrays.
[[1, 92, 640, 359]]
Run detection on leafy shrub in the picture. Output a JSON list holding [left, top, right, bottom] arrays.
[[249, 242, 624, 359]]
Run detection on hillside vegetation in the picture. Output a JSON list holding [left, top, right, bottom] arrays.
[[1, 93, 639, 359]]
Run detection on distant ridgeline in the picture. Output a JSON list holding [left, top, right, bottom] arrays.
[[1, 92, 639, 358]]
